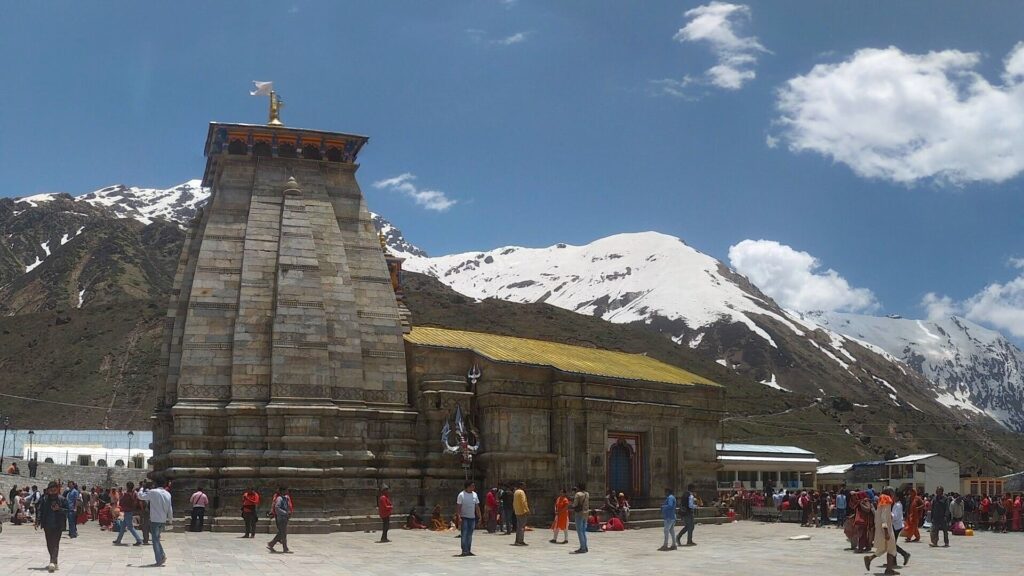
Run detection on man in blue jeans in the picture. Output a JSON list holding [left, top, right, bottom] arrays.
[[456, 481, 482, 557], [113, 481, 144, 546], [138, 481, 173, 567], [571, 484, 590, 554], [659, 487, 677, 551], [675, 484, 697, 547], [65, 482, 80, 538]]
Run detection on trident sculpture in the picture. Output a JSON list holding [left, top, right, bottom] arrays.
[[441, 404, 481, 480]]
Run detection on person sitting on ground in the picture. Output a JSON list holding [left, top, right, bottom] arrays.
[[586, 509, 603, 532], [430, 504, 446, 531], [602, 515, 625, 531], [404, 507, 427, 529], [98, 502, 114, 530]]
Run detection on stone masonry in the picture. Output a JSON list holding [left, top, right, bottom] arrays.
[[151, 123, 416, 531]]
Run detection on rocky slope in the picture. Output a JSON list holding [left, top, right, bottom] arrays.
[[811, 311, 1024, 432]]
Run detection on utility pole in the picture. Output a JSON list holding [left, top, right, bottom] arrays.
[[127, 430, 134, 468], [0, 416, 10, 470]]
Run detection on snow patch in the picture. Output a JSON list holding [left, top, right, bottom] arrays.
[[759, 373, 791, 392], [25, 257, 43, 273]]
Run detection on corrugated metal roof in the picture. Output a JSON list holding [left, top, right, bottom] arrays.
[[887, 453, 939, 463], [718, 456, 820, 464], [716, 443, 815, 455], [817, 464, 855, 475], [405, 327, 721, 387]]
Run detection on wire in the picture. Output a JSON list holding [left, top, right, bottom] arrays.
[[0, 392, 145, 412]]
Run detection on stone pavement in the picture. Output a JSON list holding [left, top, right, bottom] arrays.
[[1, 519, 1021, 576]]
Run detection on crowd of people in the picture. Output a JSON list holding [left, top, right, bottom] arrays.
[[2, 478, 172, 572], [724, 485, 1024, 533], [7, 470, 1024, 572]]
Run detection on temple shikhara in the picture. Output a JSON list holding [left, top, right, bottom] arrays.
[[150, 95, 725, 531]]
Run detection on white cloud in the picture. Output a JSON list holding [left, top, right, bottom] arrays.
[[671, 2, 767, 91], [495, 32, 528, 46], [372, 173, 457, 212], [773, 43, 1024, 185], [728, 239, 879, 313], [921, 258, 1024, 338], [921, 292, 958, 321], [648, 77, 697, 99]]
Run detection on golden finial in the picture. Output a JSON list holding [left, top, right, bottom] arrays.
[[250, 81, 284, 126], [268, 90, 284, 126]]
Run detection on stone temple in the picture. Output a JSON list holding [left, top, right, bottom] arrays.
[[150, 117, 725, 531]]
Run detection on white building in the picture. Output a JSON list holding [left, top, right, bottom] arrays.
[[886, 453, 959, 494], [716, 443, 820, 492], [17, 430, 154, 469]]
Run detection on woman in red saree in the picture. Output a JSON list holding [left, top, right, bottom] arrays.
[[851, 491, 874, 552], [903, 489, 922, 542]]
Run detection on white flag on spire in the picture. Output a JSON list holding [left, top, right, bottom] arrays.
[[250, 81, 273, 96]]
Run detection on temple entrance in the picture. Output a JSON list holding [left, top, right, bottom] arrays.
[[607, 433, 643, 499]]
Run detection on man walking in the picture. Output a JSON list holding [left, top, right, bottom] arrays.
[[34, 481, 68, 573], [513, 481, 530, 546], [378, 485, 393, 543], [65, 482, 80, 539], [241, 486, 260, 538], [675, 484, 698, 547], [113, 481, 144, 546], [189, 487, 208, 532], [659, 488, 677, 551], [455, 481, 481, 557], [267, 486, 292, 553], [571, 483, 590, 554], [864, 489, 898, 576], [500, 483, 515, 535], [138, 480, 172, 567], [929, 486, 951, 548], [28, 457, 38, 479]]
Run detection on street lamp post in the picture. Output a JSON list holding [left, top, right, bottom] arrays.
[[0, 416, 10, 471], [127, 430, 134, 469], [28, 430, 34, 460]]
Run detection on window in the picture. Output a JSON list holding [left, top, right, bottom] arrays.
[[228, 139, 247, 155], [916, 463, 926, 473], [326, 146, 343, 162], [252, 141, 272, 157], [77, 455, 90, 466], [278, 142, 297, 158], [302, 144, 321, 160]]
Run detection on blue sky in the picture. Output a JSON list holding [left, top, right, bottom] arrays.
[[2, 1, 1023, 339]]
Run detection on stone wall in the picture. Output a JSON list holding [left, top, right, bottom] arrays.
[[1, 459, 150, 489], [407, 345, 725, 517]]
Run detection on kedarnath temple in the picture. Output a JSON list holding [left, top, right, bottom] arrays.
[[150, 92, 725, 531]]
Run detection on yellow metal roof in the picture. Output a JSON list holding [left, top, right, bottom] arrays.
[[405, 326, 721, 387]]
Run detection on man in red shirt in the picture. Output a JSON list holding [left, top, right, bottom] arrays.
[[241, 487, 261, 538], [378, 485, 393, 543]]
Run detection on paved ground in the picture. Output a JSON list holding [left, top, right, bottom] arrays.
[[1, 520, 1020, 575]]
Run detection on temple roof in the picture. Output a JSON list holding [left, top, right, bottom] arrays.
[[405, 326, 721, 387]]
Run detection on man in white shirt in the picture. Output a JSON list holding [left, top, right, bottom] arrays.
[[188, 487, 208, 532], [455, 481, 482, 557], [138, 481, 173, 567], [890, 490, 911, 567]]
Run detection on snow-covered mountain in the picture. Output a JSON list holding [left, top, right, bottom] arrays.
[[403, 231, 1024, 432], [810, 311, 1024, 431], [405, 232, 802, 347], [17, 180, 209, 226]]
